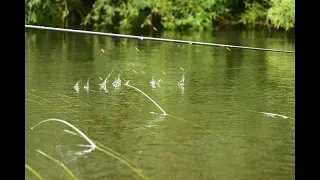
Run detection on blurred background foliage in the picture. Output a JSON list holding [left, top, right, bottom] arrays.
[[25, 0, 295, 32]]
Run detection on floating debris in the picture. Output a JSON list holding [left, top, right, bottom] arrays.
[[141, 71, 145, 75], [84, 79, 89, 92], [260, 112, 288, 119], [99, 77, 103, 81], [162, 71, 166, 76], [153, 27, 158, 31], [121, 41, 126, 45], [131, 62, 135, 66], [180, 67, 184, 71], [226, 47, 231, 51], [74, 81, 80, 93], [135, 47, 139, 51], [100, 48, 105, 53], [132, 69, 137, 73], [112, 74, 121, 89]]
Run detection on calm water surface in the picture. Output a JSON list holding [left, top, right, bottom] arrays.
[[25, 30, 295, 180]]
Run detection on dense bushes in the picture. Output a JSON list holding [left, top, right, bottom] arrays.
[[25, 0, 295, 31]]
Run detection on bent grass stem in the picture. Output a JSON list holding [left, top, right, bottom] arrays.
[[31, 118, 147, 179], [124, 81, 230, 142], [25, 164, 44, 180], [36, 150, 78, 180], [125, 81, 167, 115]]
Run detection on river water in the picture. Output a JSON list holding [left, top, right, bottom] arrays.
[[25, 29, 295, 180]]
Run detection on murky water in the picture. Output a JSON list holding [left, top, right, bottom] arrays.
[[25, 30, 294, 180]]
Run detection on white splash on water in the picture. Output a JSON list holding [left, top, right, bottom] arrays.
[[99, 79, 107, 91], [112, 74, 121, 89], [177, 73, 185, 86], [149, 76, 163, 88], [84, 79, 89, 92], [156, 79, 163, 88], [74, 81, 80, 93], [149, 76, 156, 89], [178, 73, 185, 94], [261, 112, 289, 119], [99, 70, 114, 93]]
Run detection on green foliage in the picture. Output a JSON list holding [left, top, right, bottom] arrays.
[[25, 0, 295, 31], [25, 0, 69, 27], [83, 0, 230, 31], [267, 0, 295, 30], [160, 0, 230, 30], [240, 0, 270, 27], [82, 0, 140, 30], [25, 0, 89, 28], [240, 0, 295, 30]]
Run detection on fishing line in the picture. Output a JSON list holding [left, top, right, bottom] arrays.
[[25, 25, 294, 54]]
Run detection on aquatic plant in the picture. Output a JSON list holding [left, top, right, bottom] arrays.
[[31, 118, 147, 179], [125, 81, 167, 115], [25, 164, 44, 180], [36, 149, 78, 180], [125, 81, 230, 142]]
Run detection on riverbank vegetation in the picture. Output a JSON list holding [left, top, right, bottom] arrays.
[[25, 0, 294, 32]]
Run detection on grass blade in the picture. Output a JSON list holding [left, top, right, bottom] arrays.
[[31, 118, 96, 153], [125, 81, 167, 115], [32, 119, 148, 179], [25, 164, 44, 180], [36, 149, 78, 180]]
